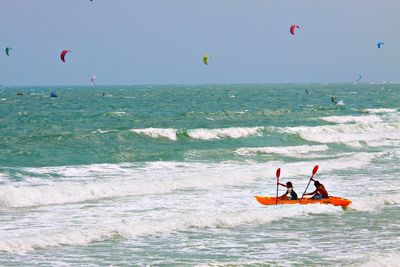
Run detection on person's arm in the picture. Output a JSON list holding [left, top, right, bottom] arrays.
[[277, 182, 287, 188], [304, 189, 317, 196], [279, 191, 288, 199]]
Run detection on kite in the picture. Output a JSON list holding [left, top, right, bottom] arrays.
[[60, 49, 71, 62], [203, 54, 210, 65], [5, 47, 12, 56], [290, 25, 300, 35]]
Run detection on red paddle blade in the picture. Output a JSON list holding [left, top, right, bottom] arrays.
[[276, 168, 281, 178], [312, 165, 319, 175]]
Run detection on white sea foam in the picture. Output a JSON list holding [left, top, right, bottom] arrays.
[[131, 126, 265, 141], [282, 122, 400, 147], [92, 129, 116, 134], [0, 151, 380, 253], [364, 140, 400, 148], [358, 253, 400, 267], [23, 162, 134, 179], [0, 180, 155, 208], [315, 152, 375, 173], [131, 128, 177, 141], [235, 145, 329, 156], [0, 205, 340, 252], [349, 195, 400, 212], [102, 111, 127, 117], [0, 150, 380, 255], [0, 173, 8, 183], [0, 153, 375, 209], [109, 111, 128, 116], [320, 115, 382, 124], [363, 108, 397, 114], [188, 127, 263, 140], [0, 162, 259, 208]]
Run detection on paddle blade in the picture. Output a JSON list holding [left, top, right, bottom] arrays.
[[312, 165, 319, 175], [276, 168, 281, 178]]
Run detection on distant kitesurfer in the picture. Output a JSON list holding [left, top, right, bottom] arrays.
[[331, 96, 338, 104], [277, 181, 298, 200], [305, 89, 309, 95], [50, 92, 58, 98], [304, 180, 329, 199], [16, 92, 23, 96]]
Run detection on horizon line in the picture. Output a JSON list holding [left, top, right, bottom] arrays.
[[1, 81, 398, 88]]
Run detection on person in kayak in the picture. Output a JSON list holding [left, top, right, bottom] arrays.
[[277, 181, 298, 200], [304, 180, 329, 199]]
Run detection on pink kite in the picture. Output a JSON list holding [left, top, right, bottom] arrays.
[[290, 25, 300, 35]]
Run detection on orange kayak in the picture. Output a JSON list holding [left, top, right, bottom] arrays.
[[255, 196, 352, 208]]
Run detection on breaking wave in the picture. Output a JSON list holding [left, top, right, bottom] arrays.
[[130, 127, 265, 141], [0, 205, 340, 252], [281, 119, 400, 148], [235, 145, 329, 157], [187, 127, 263, 140], [131, 128, 178, 141]]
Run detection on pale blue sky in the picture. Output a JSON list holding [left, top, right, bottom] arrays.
[[0, 0, 399, 85]]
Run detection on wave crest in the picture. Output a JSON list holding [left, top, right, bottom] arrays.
[[235, 145, 329, 156], [188, 127, 263, 140], [320, 115, 382, 124], [282, 122, 400, 147], [131, 128, 177, 141], [130, 127, 264, 141], [363, 108, 397, 114]]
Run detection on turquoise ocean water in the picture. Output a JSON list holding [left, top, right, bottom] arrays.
[[0, 84, 399, 266]]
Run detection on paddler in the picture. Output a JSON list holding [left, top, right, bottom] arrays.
[[277, 181, 298, 200], [304, 180, 329, 199]]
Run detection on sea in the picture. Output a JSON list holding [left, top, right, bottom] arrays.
[[0, 83, 399, 266]]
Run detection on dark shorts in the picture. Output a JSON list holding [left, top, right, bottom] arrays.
[[311, 193, 324, 200]]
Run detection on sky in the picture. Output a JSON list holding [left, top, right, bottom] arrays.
[[0, 0, 399, 85]]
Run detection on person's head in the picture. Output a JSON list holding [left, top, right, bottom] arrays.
[[286, 181, 293, 188], [314, 181, 321, 187]]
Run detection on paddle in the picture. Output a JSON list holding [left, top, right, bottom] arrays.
[[299, 165, 319, 203], [275, 168, 281, 205]]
